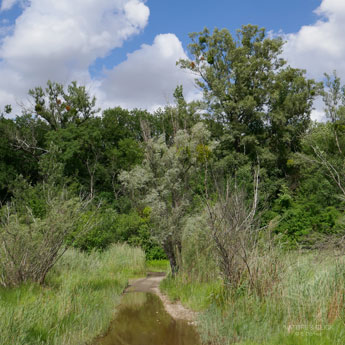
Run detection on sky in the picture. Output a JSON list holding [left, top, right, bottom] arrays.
[[0, 0, 343, 120]]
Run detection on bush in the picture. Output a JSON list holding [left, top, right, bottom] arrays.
[[262, 180, 343, 246], [0, 189, 95, 287], [71, 209, 166, 260]]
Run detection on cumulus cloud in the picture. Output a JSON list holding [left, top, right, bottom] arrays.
[[0, 0, 195, 113], [284, 0, 345, 79], [0, 0, 149, 110], [282, 0, 345, 121], [98, 33, 198, 110]]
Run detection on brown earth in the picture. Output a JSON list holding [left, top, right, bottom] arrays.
[[125, 272, 198, 324]]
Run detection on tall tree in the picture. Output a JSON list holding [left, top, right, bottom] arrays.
[[120, 122, 215, 273], [301, 72, 345, 199], [29, 80, 99, 131], [178, 25, 319, 175]]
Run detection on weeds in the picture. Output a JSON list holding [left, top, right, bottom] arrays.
[[162, 251, 345, 344], [0, 244, 145, 345]]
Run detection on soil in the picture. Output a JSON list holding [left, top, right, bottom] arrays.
[[125, 272, 198, 323]]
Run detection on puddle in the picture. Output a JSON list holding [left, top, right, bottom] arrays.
[[95, 292, 201, 345]]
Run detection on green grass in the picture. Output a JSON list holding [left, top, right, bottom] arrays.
[[160, 274, 223, 311], [0, 244, 146, 345], [145, 259, 170, 272], [161, 251, 345, 345]]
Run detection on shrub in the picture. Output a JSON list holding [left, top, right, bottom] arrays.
[[0, 189, 95, 287]]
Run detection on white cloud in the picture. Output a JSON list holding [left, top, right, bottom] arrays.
[[0, 0, 150, 111], [0, 0, 196, 114], [1, 0, 19, 11], [310, 97, 327, 122], [98, 33, 198, 110], [282, 0, 345, 121], [283, 0, 345, 79], [124, 0, 149, 28]]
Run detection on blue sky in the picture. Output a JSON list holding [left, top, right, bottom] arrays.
[[0, 0, 344, 119], [91, 0, 321, 76]]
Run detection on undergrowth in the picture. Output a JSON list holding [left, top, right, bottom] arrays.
[[161, 251, 345, 345], [0, 244, 145, 345]]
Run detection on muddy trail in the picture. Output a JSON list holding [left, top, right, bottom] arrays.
[[94, 273, 200, 345]]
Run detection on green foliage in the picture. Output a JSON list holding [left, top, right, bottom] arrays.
[[0, 244, 146, 345], [0, 115, 45, 202], [0, 184, 96, 287], [71, 208, 165, 260], [152, 85, 201, 144], [178, 25, 319, 177], [29, 80, 99, 130], [180, 212, 219, 282], [146, 260, 170, 272], [162, 252, 345, 345], [8, 175, 47, 218], [120, 122, 216, 272], [42, 107, 144, 203], [262, 173, 343, 245]]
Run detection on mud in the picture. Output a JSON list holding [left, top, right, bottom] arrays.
[[126, 272, 197, 322], [94, 273, 200, 345]]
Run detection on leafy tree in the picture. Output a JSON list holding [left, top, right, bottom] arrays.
[[29, 80, 99, 130], [0, 115, 46, 202], [120, 122, 215, 273], [301, 73, 345, 200], [152, 86, 201, 144], [178, 25, 319, 176]]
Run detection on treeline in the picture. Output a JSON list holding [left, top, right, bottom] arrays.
[[1, 25, 345, 285]]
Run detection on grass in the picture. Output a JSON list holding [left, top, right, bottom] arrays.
[[0, 244, 146, 345], [160, 274, 223, 311], [161, 251, 345, 345], [145, 259, 170, 272]]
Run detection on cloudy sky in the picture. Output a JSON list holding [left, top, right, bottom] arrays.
[[0, 0, 343, 119]]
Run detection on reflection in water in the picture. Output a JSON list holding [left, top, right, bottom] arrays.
[[95, 292, 200, 345]]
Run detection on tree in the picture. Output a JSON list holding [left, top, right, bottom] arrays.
[[178, 25, 319, 175], [120, 122, 215, 274], [322, 71, 345, 155], [205, 169, 260, 289], [0, 80, 100, 196], [152, 85, 201, 144], [0, 115, 46, 202], [28, 80, 99, 131], [301, 73, 345, 199]]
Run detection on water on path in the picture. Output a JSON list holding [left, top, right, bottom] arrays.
[[95, 291, 200, 345]]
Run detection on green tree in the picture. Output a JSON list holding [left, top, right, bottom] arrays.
[[152, 86, 201, 144], [120, 122, 215, 273], [0, 147, 96, 287], [300, 73, 345, 199], [29, 80, 99, 130], [0, 115, 47, 202], [178, 25, 319, 176]]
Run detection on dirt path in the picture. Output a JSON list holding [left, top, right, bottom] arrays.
[[125, 272, 198, 323]]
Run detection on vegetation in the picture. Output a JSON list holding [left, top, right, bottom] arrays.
[[0, 244, 145, 345], [1, 23, 345, 344], [161, 251, 345, 345]]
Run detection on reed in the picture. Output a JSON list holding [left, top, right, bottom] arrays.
[[0, 244, 146, 345]]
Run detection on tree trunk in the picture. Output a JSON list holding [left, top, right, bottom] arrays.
[[164, 240, 179, 275]]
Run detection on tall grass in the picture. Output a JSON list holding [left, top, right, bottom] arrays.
[[145, 259, 170, 272], [161, 251, 345, 344], [0, 244, 145, 345]]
